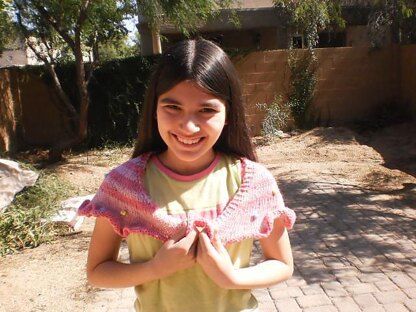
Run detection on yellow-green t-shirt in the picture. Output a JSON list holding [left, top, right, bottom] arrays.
[[126, 154, 258, 312]]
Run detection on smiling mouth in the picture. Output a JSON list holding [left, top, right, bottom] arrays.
[[175, 135, 203, 145]]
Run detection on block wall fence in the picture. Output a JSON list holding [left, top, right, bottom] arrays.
[[235, 44, 416, 136], [1, 44, 415, 151]]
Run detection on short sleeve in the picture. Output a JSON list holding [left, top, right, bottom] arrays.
[[78, 169, 129, 237]]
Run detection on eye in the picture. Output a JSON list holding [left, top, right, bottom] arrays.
[[200, 107, 217, 113], [164, 104, 181, 111]]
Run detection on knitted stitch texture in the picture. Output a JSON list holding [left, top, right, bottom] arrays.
[[78, 153, 296, 245]]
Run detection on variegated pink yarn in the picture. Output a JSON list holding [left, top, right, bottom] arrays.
[[78, 153, 295, 245]]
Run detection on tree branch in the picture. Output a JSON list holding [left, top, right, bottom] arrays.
[[15, 8, 49, 64], [77, 0, 92, 30], [33, 3, 76, 51], [40, 35, 55, 62]]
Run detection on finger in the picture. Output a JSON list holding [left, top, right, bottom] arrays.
[[196, 234, 206, 259], [188, 240, 197, 258], [199, 232, 215, 254], [167, 227, 186, 242], [163, 228, 187, 248], [211, 228, 223, 251], [180, 229, 198, 244]]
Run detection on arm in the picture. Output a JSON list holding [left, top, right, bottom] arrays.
[[87, 217, 198, 288], [197, 215, 293, 289]]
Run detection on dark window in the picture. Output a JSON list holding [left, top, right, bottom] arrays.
[[292, 35, 303, 49], [318, 31, 347, 48]]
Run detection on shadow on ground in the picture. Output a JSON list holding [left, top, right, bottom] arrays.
[[354, 122, 416, 178], [279, 179, 415, 284]]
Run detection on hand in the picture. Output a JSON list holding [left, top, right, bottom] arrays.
[[151, 229, 198, 279], [196, 229, 236, 288]]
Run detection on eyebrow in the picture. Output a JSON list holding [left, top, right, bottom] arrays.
[[159, 97, 222, 108], [159, 97, 181, 105]]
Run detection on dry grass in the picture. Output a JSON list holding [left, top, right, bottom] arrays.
[[0, 171, 74, 256]]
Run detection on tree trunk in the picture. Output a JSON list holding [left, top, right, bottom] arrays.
[[74, 33, 89, 144], [44, 63, 78, 135], [48, 36, 89, 163]]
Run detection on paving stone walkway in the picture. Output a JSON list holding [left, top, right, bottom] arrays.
[[87, 177, 416, 312]]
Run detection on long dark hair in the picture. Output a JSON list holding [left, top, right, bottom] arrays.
[[132, 39, 256, 161]]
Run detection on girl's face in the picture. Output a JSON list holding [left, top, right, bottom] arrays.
[[156, 80, 227, 175]]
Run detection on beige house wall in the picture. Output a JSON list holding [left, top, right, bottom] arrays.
[[346, 25, 370, 47], [0, 50, 28, 68], [234, 45, 405, 136], [165, 27, 280, 51]]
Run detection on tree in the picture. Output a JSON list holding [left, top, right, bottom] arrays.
[[97, 33, 139, 63], [270, 1, 346, 129], [135, 0, 237, 54], [12, 0, 134, 161], [0, 0, 14, 54], [368, 0, 416, 47], [273, 0, 345, 48]]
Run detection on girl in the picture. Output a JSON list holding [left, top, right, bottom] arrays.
[[79, 39, 296, 312]]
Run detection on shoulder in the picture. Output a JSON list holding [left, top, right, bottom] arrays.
[[107, 153, 151, 177], [242, 158, 275, 181], [103, 153, 152, 187]]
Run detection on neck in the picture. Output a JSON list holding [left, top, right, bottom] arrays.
[[157, 150, 216, 175]]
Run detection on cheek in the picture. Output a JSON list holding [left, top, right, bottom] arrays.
[[156, 111, 167, 133], [156, 109, 170, 125], [207, 115, 227, 132]]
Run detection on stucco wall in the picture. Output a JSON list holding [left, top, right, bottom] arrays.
[[0, 67, 70, 152], [0, 50, 28, 68], [234, 45, 403, 135], [400, 45, 416, 119]]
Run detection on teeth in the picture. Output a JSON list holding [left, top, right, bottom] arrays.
[[176, 136, 201, 145]]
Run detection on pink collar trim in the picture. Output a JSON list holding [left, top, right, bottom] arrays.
[[152, 154, 221, 182]]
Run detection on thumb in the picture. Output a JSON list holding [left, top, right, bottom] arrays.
[[178, 229, 198, 247]]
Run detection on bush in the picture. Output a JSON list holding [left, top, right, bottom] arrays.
[[287, 49, 318, 129], [86, 55, 159, 147], [23, 55, 159, 148], [257, 95, 292, 138]]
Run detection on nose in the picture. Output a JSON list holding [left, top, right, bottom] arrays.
[[180, 115, 200, 133]]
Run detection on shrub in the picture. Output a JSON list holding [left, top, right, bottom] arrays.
[[287, 49, 318, 129], [257, 95, 292, 138], [22, 55, 159, 149]]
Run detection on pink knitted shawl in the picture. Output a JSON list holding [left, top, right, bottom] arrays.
[[78, 153, 295, 245]]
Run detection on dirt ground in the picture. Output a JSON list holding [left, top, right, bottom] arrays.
[[0, 122, 415, 312]]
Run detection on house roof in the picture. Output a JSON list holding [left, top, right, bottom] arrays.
[[341, 0, 373, 6], [158, 0, 373, 34], [232, 0, 274, 9], [234, 0, 373, 9]]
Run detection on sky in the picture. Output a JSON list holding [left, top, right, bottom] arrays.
[[124, 16, 139, 45]]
